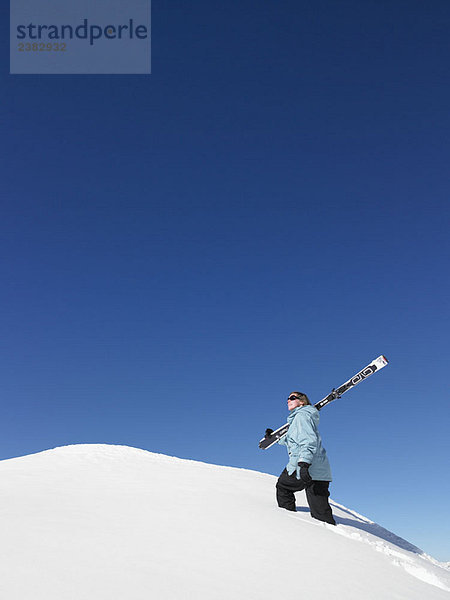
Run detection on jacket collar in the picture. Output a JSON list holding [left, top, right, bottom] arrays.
[[287, 405, 305, 423]]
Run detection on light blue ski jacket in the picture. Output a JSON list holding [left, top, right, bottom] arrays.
[[278, 405, 332, 481]]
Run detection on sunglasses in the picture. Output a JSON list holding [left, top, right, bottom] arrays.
[[288, 396, 302, 401]]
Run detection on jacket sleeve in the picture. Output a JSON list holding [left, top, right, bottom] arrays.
[[296, 411, 318, 464], [285, 418, 302, 473], [285, 411, 318, 474]]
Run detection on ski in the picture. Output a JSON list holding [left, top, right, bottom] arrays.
[[259, 355, 389, 450]]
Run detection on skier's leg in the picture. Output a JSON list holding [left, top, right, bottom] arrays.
[[305, 481, 336, 525], [276, 469, 304, 511]]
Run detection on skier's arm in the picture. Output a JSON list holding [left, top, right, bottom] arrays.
[[296, 412, 318, 464], [285, 418, 302, 473]]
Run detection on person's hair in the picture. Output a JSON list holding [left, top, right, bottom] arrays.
[[289, 392, 311, 405]]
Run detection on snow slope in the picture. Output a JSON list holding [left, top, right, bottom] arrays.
[[0, 444, 448, 600]]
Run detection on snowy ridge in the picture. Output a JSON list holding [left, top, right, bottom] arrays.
[[327, 503, 449, 591], [0, 444, 448, 600]]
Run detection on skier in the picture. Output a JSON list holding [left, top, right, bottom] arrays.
[[268, 391, 336, 525]]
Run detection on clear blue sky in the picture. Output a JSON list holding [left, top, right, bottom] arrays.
[[2, 1, 449, 561]]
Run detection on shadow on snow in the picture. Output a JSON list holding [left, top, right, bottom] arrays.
[[295, 505, 423, 555]]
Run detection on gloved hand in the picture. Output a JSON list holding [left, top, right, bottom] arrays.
[[265, 428, 274, 438], [297, 462, 313, 486]]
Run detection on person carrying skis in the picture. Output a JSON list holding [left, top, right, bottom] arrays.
[[269, 391, 336, 525]]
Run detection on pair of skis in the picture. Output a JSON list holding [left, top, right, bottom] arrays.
[[259, 355, 389, 450]]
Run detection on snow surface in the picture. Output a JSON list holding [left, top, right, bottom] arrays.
[[0, 444, 448, 600]]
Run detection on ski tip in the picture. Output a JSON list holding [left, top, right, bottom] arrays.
[[375, 355, 389, 366]]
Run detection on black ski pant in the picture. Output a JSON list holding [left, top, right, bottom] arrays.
[[276, 469, 336, 525]]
